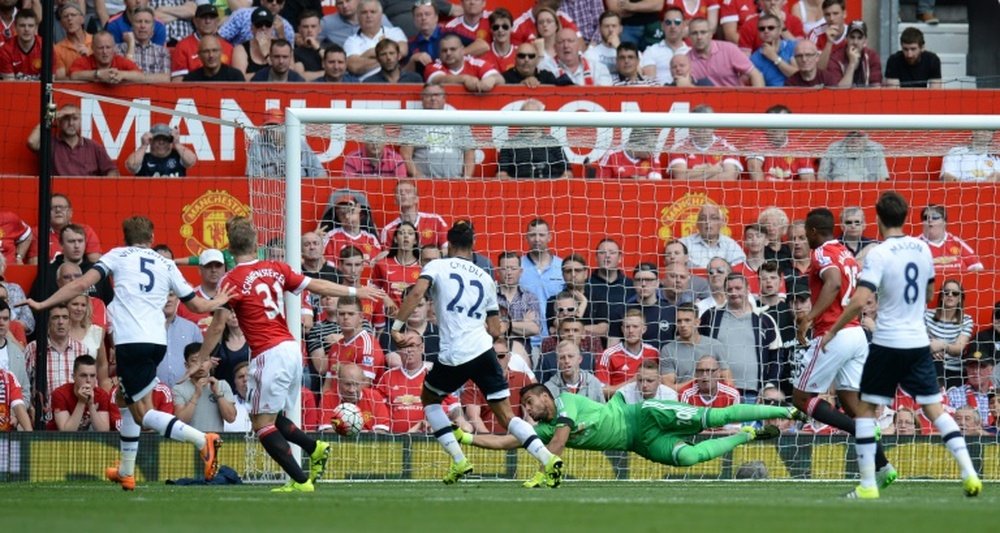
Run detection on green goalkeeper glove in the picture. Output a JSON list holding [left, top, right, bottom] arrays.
[[452, 426, 473, 445]]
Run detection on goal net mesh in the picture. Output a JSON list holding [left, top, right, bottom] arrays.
[[239, 110, 1000, 483]]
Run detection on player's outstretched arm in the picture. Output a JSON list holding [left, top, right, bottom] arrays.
[[390, 278, 431, 347], [21, 269, 103, 312], [545, 425, 571, 457], [183, 284, 236, 314], [197, 308, 229, 365], [819, 285, 871, 351], [306, 278, 388, 302]]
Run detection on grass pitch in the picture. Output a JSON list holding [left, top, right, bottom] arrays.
[[6, 481, 998, 532]]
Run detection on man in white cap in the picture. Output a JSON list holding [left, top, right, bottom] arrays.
[[177, 248, 225, 332]]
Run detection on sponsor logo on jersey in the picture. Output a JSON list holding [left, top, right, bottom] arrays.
[[179, 189, 251, 256]]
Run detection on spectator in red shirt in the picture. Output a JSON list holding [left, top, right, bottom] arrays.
[[0, 9, 42, 80], [376, 334, 464, 433], [0, 367, 31, 431], [667, 104, 742, 180], [812, 0, 847, 71], [28, 106, 119, 178], [69, 30, 147, 83], [426, 33, 504, 92], [171, 4, 233, 81], [679, 354, 741, 412], [444, 0, 491, 56], [0, 211, 31, 265], [598, 127, 663, 179], [47, 354, 112, 431], [746, 104, 816, 181], [373, 221, 422, 305], [827, 20, 882, 87], [319, 362, 390, 433], [483, 8, 516, 73]]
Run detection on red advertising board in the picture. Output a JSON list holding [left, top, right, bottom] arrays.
[[2, 83, 997, 178]]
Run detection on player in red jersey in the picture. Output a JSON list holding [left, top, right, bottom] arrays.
[[197, 216, 389, 492], [595, 309, 658, 395], [794, 208, 897, 488], [0, 367, 32, 431]]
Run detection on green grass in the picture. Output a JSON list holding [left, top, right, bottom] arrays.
[[5, 481, 999, 532]]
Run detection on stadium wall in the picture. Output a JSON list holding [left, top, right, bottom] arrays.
[[1, 432, 996, 483]]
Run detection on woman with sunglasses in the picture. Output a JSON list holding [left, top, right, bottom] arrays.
[[231, 7, 275, 80], [925, 279, 974, 389], [918, 204, 984, 273]]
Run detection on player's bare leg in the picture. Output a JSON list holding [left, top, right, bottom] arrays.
[[489, 398, 563, 487], [793, 388, 896, 488], [421, 387, 472, 484]]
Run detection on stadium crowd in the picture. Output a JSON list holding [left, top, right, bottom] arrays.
[[0, 0, 958, 89], [1, 181, 997, 438]]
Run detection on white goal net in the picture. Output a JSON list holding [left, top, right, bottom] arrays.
[[240, 106, 1000, 483]]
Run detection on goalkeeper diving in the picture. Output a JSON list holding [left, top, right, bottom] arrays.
[[454, 384, 808, 486]]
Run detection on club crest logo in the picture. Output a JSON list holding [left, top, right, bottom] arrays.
[[179, 190, 251, 256], [657, 192, 731, 242]]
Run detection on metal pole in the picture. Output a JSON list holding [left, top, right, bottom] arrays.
[[33, 0, 57, 428]]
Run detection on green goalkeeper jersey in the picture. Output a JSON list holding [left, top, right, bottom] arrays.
[[533, 392, 638, 451]]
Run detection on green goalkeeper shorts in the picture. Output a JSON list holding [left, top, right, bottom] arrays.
[[633, 400, 708, 465]]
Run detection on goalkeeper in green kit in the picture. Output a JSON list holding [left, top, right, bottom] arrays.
[[453, 384, 808, 487]]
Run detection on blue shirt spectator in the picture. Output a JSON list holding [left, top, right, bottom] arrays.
[[750, 39, 797, 87], [106, 11, 168, 45]]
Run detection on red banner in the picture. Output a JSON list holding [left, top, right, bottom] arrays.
[[2, 83, 997, 177], [3, 177, 997, 325]]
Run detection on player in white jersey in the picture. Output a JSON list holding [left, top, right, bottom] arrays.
[[391, 220, 564, 487], [24, 216, 231, 490], [822, 192, 982, 499]]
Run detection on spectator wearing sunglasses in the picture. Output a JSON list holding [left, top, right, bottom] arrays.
[[220, 1, 295, 48], [917, 204, 983, 274], [639, 7, 690, 85], [926, 279, 974, 388], [501, 42, 559, 86], [837, 206, 877, 260], [748, 13, 797, 87], [482, 8, 516, 73]]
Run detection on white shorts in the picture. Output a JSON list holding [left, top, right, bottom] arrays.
[[248, 340, 302, 416], [795, 326, 868, 393]]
